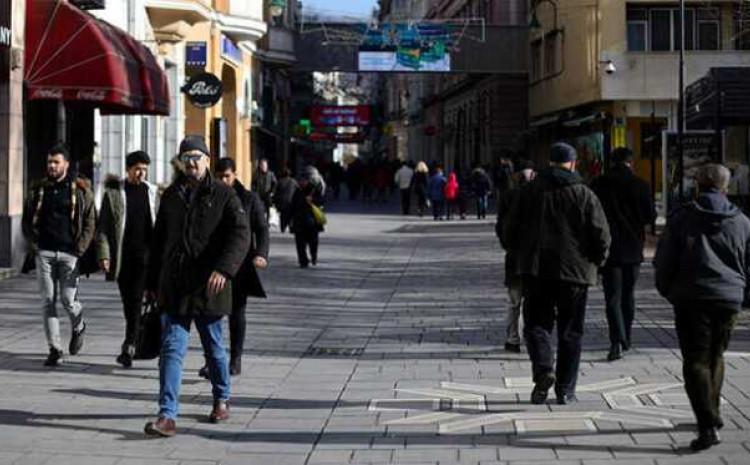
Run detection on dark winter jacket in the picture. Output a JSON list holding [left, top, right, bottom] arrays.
[[274, 177, 299, 211], [591, 164, 656, 265], [22, 175, 97, 264], [233, 180, 269, 299], [252, 170, 277, 203], [654, 191, 750, 311], [496, 184, 524, 286], [471, 169, 492, 197], [291, 183, 324, 234], [503, 167, 611, 286], [413, 172, 429, 197], [147, 173, 250, 317], [428, 173, 447, 201], [96, 177, 159, 281]]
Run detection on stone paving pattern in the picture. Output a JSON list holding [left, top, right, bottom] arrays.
[[1, 201, 749, 465]]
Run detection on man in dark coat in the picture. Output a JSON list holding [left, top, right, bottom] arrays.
[[504, 142, 611, 405], [198, 157, 269, 376], [252, 158, 277, 218], [22, 143, 96, 367], [96, 151, 159, 368], [654, 163, 750, 451], [591, 147, 656, 361], [291, 170, 325, 268], [496, 161, 535, 353], [274, 168, 299, 233], [144, 136, 249, 437]]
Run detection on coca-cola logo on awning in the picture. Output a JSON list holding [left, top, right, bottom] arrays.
[[181, 72, 223, 109]]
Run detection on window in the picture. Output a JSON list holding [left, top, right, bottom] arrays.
[[629, 5, 721, 51], [531, 39, 542, 81], [697, 8, 720, 50], [650, 9, 672, 51], [672, 9, 695, 51], [627, 8, 648, 51], [544, 33, 559, 76], [734, 6, 750, 50]]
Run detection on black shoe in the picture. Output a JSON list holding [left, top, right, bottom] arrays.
[[717, 418, 724, 430], [690, 428, 721, 451], [311, 259, 317, 266], [116, 351, 133, 368], [198, 365, 210, 380], [607, 344, 623, 361], [229, 358, 241, 376], [504, 342, 521, 353], [69, 322, 86, 356], [530, 373, 555, 405], [300, 262, 309, 269], [556, 393, 578, 405], [44, 347, 63, 367]]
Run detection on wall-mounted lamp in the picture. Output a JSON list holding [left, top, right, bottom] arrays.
[[270, 0, 286, 18], [530, 0, 558, 31], [599, 59, 616, 74]]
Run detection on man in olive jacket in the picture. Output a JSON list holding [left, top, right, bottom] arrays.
[[654, 164, 750, 451], [144, 136, 249, 437], [504, 142, 611, 406], [96, 151, 159, 368], [22, 144, 96, 367]]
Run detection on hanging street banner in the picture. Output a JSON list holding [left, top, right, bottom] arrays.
[[311, 105, 371, 127], [358, 23, 453, 72], [182, 72, 223, 108]]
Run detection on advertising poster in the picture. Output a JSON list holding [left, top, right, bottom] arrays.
[[662, 130, 720, 212]]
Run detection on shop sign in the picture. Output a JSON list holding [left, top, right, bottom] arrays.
[[221, 35, 242, 65], [309, 132, 365, 143], [311, 105, 371, 127], [181, 73, 223, 109], [186, 42, 207, 67]]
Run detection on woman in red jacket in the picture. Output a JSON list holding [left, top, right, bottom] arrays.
[[444, 172, 460, 220]]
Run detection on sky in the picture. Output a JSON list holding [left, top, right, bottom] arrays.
[[303, 0, 378, 18]]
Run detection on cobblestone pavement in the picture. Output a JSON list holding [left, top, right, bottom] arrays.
[[1, 201, 750, 465]]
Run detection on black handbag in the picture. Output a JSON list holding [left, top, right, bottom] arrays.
[[134, 301, 162, 360]]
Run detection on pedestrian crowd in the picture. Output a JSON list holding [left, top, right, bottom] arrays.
[[19, 137, 750, 451]]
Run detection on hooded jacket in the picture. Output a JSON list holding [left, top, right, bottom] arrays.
[[503, 167, 611, 286], [654, 191, 750, 310], [444, 173, 459, 200]]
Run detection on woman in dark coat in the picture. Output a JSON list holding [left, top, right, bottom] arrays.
[[413, 161, 429, 216], [291, 172, 325, 268]]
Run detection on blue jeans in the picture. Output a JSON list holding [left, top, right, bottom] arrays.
[[476, 195, 489, 218], [159, 314, 230, 419]]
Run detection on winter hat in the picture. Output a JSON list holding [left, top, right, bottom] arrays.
[[549, 142, 577, 163], [179, 135, 209, 157], [516, 159, 535, 172]]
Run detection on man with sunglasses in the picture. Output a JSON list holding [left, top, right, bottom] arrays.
[[144, 136, 249, 437]]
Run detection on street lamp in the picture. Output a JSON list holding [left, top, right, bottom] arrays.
[[529, 0, 558, 31], [270, 0, 286, 18], [677, 0, 685, 200]]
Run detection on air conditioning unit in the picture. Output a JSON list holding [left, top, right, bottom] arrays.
[[70, 0, 106, 10]]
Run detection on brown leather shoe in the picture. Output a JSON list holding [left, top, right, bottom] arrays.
[[209, 400, 230, 423], [144, 417, 176, 437]]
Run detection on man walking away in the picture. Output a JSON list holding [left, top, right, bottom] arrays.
[[274, 168, 299, 233], [428, 166, 447, 220], [503, 143, 611, 405], [496, 161, 535, 353], [394, 162, 415, 215], [291, 170, 325, 268], [144, 136, 249, 437], [472, 166, 492, 220], [252, 158, 277, 218], [97, 151, 159, 368], [654, 164, 750, 451], [204, 158, 269, 376], [591, 147, 656, 361], [22, 144, 96, 367]]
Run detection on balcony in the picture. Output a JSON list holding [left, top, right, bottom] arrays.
[[145, 0, 212, 24], [601, 51, 750, 101]]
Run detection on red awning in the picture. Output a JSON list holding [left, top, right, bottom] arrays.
[[25, 0, 170, 116]]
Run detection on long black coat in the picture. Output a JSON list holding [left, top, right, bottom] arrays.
[[147, 174, 250, 317], [233, 180, 269, 299], [503, 167, 611, 286], [654, 192, 750, 310], [591, 164, 656, 265], [291, 183, 324, 234]]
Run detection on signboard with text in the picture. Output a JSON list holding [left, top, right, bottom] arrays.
[[311, 105, 371, 127], [662, 130, 721, 213], [181, 73, 223, 108], [186, 42, 207, 67]]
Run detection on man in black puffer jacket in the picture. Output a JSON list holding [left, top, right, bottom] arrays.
[[655, 163, 750, 452], [504, 142, 611, 406]]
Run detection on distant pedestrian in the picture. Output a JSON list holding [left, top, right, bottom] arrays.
[[504, 142, 611, 405], [22, 143, 96, 367], [413, 162, 430, 217], [274, 169, 299, 233], [492, 153, 514, 201], [291, 170, 325, 268], [591, 147, 656, 361], [496, 161, 535, 353], [428, 166, 447, 220], [96, 151, 159, 368], [197, 158, 269, 377], [394, 161, 415, 215], [654, 164, 750, 451], [471, 167, 492, 219], [444, 172, 460, 220], [251, 158, 277, 219], [144, 136, 249, 437]]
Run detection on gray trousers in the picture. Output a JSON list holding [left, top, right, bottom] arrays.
[[506, 280, 523, 345], [36, 250, 83, 351]]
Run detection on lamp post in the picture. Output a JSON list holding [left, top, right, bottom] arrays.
[[677, 0, 685, 200], [270, 0, 286, 18], [529, 0, 558, 31]]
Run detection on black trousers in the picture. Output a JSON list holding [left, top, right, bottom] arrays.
[[601, 265, 640, 348], [675, 305, 738, 429], [280, 207, 292, 233], [117, 255, 148, 349], [229, 287, 247, 363], [400, 189, 411, 215], [522, 277, 588, 396], [295, 230, 319, 266]]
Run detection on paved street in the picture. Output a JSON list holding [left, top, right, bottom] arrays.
[[1, 201, 750, 465]]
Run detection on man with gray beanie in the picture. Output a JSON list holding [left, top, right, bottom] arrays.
[[655, 163, 750, 451], [503, 142, 611, 405]]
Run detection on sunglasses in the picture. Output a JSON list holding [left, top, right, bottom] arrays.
[[180, 153, 205, 163]]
